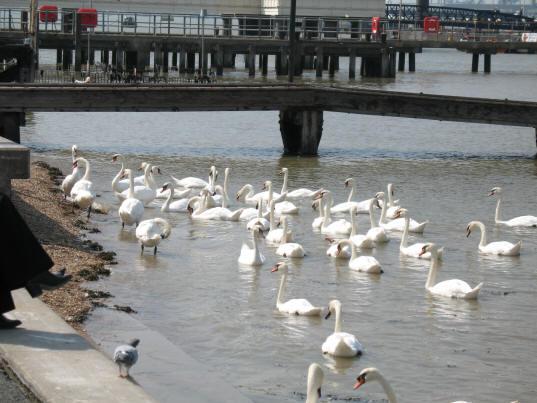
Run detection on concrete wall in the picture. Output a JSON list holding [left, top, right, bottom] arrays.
[[1, 0, 383, 17]]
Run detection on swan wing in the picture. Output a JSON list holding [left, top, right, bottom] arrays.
[[276, 243, 305, 258], [327, 244, 350, 258], [350, 234, 374, 249], [480, 241, 521, 256], [503, 215, 537, 227], [429, 280, 482, 299], [366, 227, 390, 243], [322, 332, 362, 357], [278, 299, 322, 316], [349, 256, 382, 273]]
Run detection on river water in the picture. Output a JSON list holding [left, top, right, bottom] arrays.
[[21, 48, 537, 402]]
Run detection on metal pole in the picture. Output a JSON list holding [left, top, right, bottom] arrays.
[[288, 0, 296, 82]]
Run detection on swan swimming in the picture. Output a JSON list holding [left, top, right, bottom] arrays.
[[279, 167, 323, 200], [395, 208, 444, 259], [314, 191, 352, 236], [353, 367, 397, 403], [489, 186, 537, 227], [159, 182, 192, 212], [365, 197, 390, 243], [271, 262, 321, 315], [238, 224, 266, 266], [335, 239, 382, 273], [330, 178, 371, 215], [305, 363, 324, 403], [275, 216, 305, 258], [322, 299, 363, 357], [466, 220, 521, 256], [378, 192, 428, 233]]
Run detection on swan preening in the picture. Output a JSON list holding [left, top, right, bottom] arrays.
[[70, 157, 96, 218], [420, 243, 483, 299], [272, 262, 321, 315], [135, 218, 171, 255], [322, 299, 363, 357], [489, 186, 537, 227], [353, 367, 397, 403], [466, 220, 521, 256]]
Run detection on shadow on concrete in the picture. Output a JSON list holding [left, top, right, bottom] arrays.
[[0, 329, 92, 351]]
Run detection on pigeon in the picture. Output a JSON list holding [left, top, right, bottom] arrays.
[[113, 338, 139, 378]]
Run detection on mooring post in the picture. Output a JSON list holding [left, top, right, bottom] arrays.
[[471, 53, 479, 72], [261, 53, 268, 76], [315, 47, 323, 78], [484, 53, 491, 73], [349, 48, 356, 79], [408, 52, 415, 72], [215, 45, 224, 76], [248, 45, 256, 77], [279, 109, 323, 156], [398, 51, 405, 71], [328, 55, 335, 77]]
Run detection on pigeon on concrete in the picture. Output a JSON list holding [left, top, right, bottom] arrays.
[[113, 338, 139, 378]]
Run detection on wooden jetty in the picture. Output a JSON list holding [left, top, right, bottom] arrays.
[[1, 84, 536, 155]]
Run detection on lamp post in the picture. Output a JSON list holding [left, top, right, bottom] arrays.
[[288, 0, 296, 82]]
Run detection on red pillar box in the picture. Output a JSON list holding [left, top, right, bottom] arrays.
[[371, 17, 381, 34], [77, 8, 98, 29], [424, 17, 440, 33], [39, 5, 58, 23]]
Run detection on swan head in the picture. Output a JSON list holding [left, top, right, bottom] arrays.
[[151, 165, 162, 175], [307, 363, 323, 401], [262, 180, 272, 191], [161, 182, 172, 193], [111, 154, 120, 162], [393, 207, 407, 219], [119, 168, 133, 180], [419, 243, 436, 256], [325, 237, 335, 244], [279, 167, 288, 175], [72, 145, 78, 156], [271, 262, 288, 273], [209, 166, 218, 182], [387, 183, 393, 195], [138, 161, 149, 171], [314, 190, 330, 200], [466, 221, 482, 237], [375, 191, 385, 200], [251, 224, 265, 238], [344, 178, 354, 189], [324, 299, 341, 320], [488, 186, 501, 197], [353, 367, 382, 390]]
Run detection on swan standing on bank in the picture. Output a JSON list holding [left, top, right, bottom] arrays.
[[378, 192, 428, 233], [314, 191, 352, 236], [61, 145, 83, 198], [420, 243, 483, 299], [279, 167, 323, 200], [396, 208, 443, 259], [159, 182, 192, 212], [118, 169, 144, 228], [238, 224, 266, 265], [70, 157, 96, 218], [466, 220, 521, 255], [271, 262, 321, 315], [366, 198, 389, 243], [330, 178, 371, 215], [489, 186, 537, 227], [322, 299, 363, 357], [275, 216, 305, 258], [305, 363, 324, 403], [136, 217, 171, 255], [335, 239, 382, 273], [353, 368, 397, 403]]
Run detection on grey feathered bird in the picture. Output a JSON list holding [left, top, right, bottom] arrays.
[[113, 338, 139, 378]]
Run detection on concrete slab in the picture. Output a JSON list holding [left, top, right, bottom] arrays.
[[0, 289, 156, 403]]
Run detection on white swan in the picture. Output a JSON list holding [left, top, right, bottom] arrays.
[[326, 237, 351, 258], [238, 224, 266, 265], [70, 157, 96, 218], [171, 165, 217, 190], [466, 220, 521, 256], [187, 190, 244, 221], [311, 198, 325, 230], [61, 145, 83, 198], [159, 182, 192, 212], [336, 239, 382, 273], [263, 180, 299, 215], [366, 198, 390, 243], [396, 208, 443, 259], [265, 200, 292, 244], [279, 167, 323, 200], [315, 191, 351, 236], [116, 163, 156, 205], [348, 206, 375, 248], [322, 299, 363, 357], [489, 186, 537, 227], [135, 218, 171, 255], [378, 192, 428, 233], [384, 183, 401, 219], [330, 178, 371, 215], [275, 216, 305, 257], [420, 243, 483, 299], [116, 160, 150, 192], [118, 169, 144, 228], [306, 363, 324, 403], [247, 197, 270, 231], [271, 262, 321, 315], [353, 368, 397, 403], [207, 167, 231, 207]]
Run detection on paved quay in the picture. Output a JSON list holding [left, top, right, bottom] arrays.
[[0, 289, 253, 402]]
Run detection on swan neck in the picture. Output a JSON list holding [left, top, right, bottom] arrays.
[[276, 271, 287, 306], [143, 164, 152, 188], [477, 222, 487, 246], [128, 170, 135, 199], [162, 185, 173, 210], [387, 184, 394, 206], [400, 215, 409, 248], [347, 181, 355, 202], [322, 194, 332, 227], [257, 199, 263, 218], [282, 218, 289, 243], [369, 200, 377, 229], [317, 197, 324, 218], [81, 158, 90, 181], [281, 170, 288, 194], [495, 195, 502, 223], [333, 303, 342, 333], [111, 161, 124, 192], [425, 250, 438, 289], [378, 196, 387, 225], [350, 210, 357, 236], [223, 169, 229, 205], [377, 373, 397, 403], [269, 202, 276, 230]]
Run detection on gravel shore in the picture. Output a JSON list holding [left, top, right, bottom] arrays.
[[11, 161, 116, 335]]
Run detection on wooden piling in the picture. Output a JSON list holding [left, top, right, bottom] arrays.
[[215, 45, 224, 76], [315, 47, 323, 78], [248, 46, 255, 77], [472, 53, 479, 72], [328, 55, 335, 77], [56, 49, 62, 70], [262, 54, 268, 76], [179, 50, 186, 73], [349, 48, 356, 79], [279, 109, 323, 156], [398, 51, 405, 71], [408, 52, 415, 72], [484, 53, 491, 73]]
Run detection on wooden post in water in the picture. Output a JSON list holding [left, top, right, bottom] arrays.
[[179, 50, 186, 73], [288, 0, 296, 82], [315, 47, 323, 78], [0, 112, 23, 143], [349, 48, 356, 79], [215, 45, 224, 76], [261, 54, 268, 76], [408, 52, 415, 72], [484, 54, 491, 73], [248, 45, 255, 77], [328, 55, 335, 77], [398, 51, 405, 71], [279, 109, 323, 156], [471, 53, 479, 72]]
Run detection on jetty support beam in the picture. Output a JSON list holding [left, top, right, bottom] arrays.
[[279, 109, 323, 156]]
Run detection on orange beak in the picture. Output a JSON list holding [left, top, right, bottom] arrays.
[[353, 378, 365, 390], [72, 162, 78, 169], [314, 193, 323, 200], [271, 265, 279, 272], [394, 212, 401, 219], [418, 248, 426, 257]]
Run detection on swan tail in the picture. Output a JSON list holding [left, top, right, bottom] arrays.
[[513, 241, 522, 254], [437, 246, 445, 259], [170, 175, 182, 187], [465, 282, 483, 300]]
